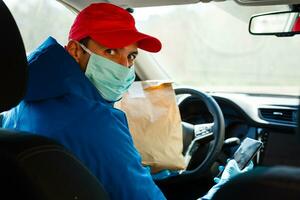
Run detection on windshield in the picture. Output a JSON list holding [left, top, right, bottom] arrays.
[[134, 2, 300, 96]]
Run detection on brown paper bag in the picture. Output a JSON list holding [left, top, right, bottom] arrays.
[[115, 81, 186, 173]]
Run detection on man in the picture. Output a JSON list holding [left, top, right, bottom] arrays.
[[3, 3, 248, 200]]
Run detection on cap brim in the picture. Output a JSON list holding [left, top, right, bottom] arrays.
[[90, 30, 162, 53]]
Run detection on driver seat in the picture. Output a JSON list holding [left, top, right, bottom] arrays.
[[0, 1, 109, 199]]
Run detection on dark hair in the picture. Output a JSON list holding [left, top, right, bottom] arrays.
[[79, 37, 90, 54], [79, 37, 90, 47]]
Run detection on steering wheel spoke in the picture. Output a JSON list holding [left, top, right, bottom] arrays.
[[194, 130, 214, 143], [194, 123, 214, 139]]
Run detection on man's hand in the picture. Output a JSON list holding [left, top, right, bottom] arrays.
[[200, 159, 253, 200], [215, 159, 254, 183]]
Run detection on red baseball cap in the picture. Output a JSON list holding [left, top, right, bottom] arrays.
[[69, 3, 162, 53]]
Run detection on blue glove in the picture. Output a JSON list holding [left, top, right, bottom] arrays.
[[214, 159, 254, 184], [213, 165, 225, 184], [199, 159, 253, 200], [145, 166, 180, 180]]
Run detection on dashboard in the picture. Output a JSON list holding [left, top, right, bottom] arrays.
[[178, 92, 300, 167]]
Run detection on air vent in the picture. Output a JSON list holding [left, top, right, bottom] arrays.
[[259, 108, 298, 124]]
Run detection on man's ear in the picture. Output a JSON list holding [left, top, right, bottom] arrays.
[[65, 40, 84, 63]]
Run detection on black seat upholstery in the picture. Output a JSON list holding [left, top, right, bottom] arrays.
[[0, 1, 109, 199], [212, 166, 300, 200]]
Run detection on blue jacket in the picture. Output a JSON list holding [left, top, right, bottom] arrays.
[[3, 37, 166, 200]]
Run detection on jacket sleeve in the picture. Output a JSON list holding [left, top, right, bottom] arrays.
[[2, 96, 166, 200]]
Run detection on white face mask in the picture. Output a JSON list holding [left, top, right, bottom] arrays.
[[80, 44, 136, 102]]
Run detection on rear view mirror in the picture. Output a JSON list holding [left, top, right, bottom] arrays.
[[249, 11, 300, 36]]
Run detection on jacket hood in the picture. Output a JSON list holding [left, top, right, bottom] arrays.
[[24, 37, 103, 103]]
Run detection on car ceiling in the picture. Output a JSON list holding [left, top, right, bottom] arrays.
[[58, 0, 202, 11], [58, 0, 300, 11]]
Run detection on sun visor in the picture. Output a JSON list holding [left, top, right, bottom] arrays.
[[58, 0, 227, 12]]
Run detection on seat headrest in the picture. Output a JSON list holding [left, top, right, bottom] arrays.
[[0, 1, 28, 112]]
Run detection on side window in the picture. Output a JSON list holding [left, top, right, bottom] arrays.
[[4, 0, 75, 53]]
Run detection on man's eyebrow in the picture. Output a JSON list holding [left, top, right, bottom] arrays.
[[130, 51, 138, 55]]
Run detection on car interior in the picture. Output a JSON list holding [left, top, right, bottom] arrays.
[[0, 0, 300, 199], [0, 1, 109, 199]]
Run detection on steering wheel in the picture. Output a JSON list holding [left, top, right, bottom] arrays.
[[174, 87, 225, 180]]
